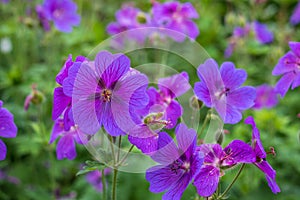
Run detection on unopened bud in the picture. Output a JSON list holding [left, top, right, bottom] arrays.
[[189, 95, 203, 110], [24, 84, 45, 111], [215, 130, 224, 145]]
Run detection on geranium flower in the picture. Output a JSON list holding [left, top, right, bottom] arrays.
[[253, 21, 274, 44], [146, 123, 203, 200], [63, 51, 149, 136], [290, 1, 300, 25], [151, 1, 199, 40], [193, 141, 255, 197], [38, 0, 81, 33], [245, 116, 280, 194], [0, 100, 17, 160], [272, 41, 300, 97], [194, 58, 256, 124], [253, 84, 278, 109]]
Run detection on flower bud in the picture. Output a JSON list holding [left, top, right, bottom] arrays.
[[189, 95, 203, 110]]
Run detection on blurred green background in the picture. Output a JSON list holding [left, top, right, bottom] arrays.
[[0, 0, 300, 199]]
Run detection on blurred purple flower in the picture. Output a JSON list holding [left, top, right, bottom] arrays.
[[146, 123, 204, 200], [194, 58, 256, 124], [128, 72, 190, 154], [245, 116, 280, 194], [253, 84, 278, 109], [253, 21, 274, 44], [24, 84, 44, 111], [37, 0, 81, 33], [151, 1, 199, 40], [63, 51, 149, 136], [272, 41, 300, 97], [194, 141, 255, 197], [0, 100, 17, 161], [36, 5, 51, 31], [86, 169, 111, 192], [50, 118, 88, 160], [52, 55, 86, 131], [0, 170, 20, 185], [290, 1, 300, 25]]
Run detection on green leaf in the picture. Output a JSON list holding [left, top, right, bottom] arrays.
[[76, 160, 107, 176]]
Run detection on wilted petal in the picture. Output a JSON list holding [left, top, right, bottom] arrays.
[[194, 165, 220, 197]]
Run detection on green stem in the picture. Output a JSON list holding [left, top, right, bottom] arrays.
[[117, 136, 122, 162], [198, 109, 211, 137], [216, 164, 246, 200], [109, 135, 116, 164], [111, 168, 118, 200], [116, 145, 135, 167], [102, 169, 106, 200]]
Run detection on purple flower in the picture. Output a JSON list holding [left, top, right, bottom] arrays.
[[128, 72, 190, 154], [290, 1, 300, 25], [245, 116, 280, 194], [52, 55, 86, 131], [86, 169, 111, 192], [194, 141, 255, 197], [272, 41, 300, 97], [151, 1, 199, 40], [50, 118, 87, 160], [39, 0, 81, 33], [253, 21, 274, 44], [194, 58, 256, 124], [0, 100, 17, 161], [63, 51, 149, 136], [253, 84, 278, 109], [146, 123, 203, 200], [36, 5, 51, 31]]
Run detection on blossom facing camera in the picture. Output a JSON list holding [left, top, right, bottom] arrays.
[[272, 41, 300, 97], [65, 51, 149, 136], [38, 0, 81, 33], [245, 116, 280, 194], [194, 58, 256, 124], [146, 123, 203, 200], [0, 100, 17, 161]]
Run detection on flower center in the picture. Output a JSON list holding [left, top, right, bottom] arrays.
[[101, 89, 112, 102], [170, 160, 190, 174], [53, 9, 64, 19], [214, 87, 230, 100]]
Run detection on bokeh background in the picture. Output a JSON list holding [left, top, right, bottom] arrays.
[[0, 0, 300, 199]]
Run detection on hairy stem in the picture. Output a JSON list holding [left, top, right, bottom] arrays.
[[111, 168, 118, 200], [102, 169, 106, 200], [198, 109, 211, 137]]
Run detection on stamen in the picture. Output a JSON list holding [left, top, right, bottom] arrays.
[[267, 146, 276, 157]]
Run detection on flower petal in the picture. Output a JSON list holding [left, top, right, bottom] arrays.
[[194, 81, 212, 107], [227, 86, 256, 110], [95, 51, 130, 88], [52, 87, 71, 120], [165, 100, 182, 129], [223, 104, 242, 124], [162, 173, 191, 200], [49, 119, 64, 144], [266, 175, 281, 194], [289, 41, 300, 57], [220, 62, 247, 90], [272, 52, 298, 76], [274, 72, 297, 97], [0, 139, 7, 161], [56, 134, 76, 160], [194, 165, 220, 197], [176, 123, 196, 160], [291, 73, 300, 89], [0, 106, 17, 138], [223, 140, 256, 165]]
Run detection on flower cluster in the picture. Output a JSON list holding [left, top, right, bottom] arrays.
[[225, 21, 273, 58], [0, 100, 17, 161], [36, 0, 81, 33], [106, 1, 199, 42]]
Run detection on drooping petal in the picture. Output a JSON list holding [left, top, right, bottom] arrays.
[[0, 139, 7, 161], [56, 134, 76, 160], [274, 72, 297, 97], [52, 87, 71, 120], [194, 165, 220, 197], [266, 175, 281, 194], [223, 140, 256, 165], [95, 51, 130, 88], [158, 72, 190, 98], [176, 123, 196, 160], [0, 107, 17, 138], [255, 160, 276, 180], [151, 132, 179, 165], [194, 81, 212, 107], [227, 86, 256, 110], [220, 62, 247, 90], [146, 165, 182, 193], [128, 131, 159, 154]]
